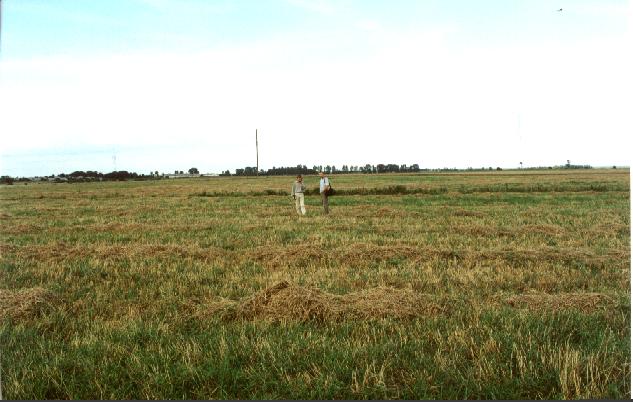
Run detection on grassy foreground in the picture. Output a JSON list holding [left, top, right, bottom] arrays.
[[0, 169, 630, 399]]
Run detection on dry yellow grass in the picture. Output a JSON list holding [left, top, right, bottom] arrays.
[[502, 291, 616, 313], [0, 170, 629, 399], [200, 281, 442, 322], [198, 282, 620, 323], [0, 287, 58, 321]]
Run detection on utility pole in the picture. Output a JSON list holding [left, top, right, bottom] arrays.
[[255, 129, 259, 177]]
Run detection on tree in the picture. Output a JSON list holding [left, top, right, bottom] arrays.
[[104, 171, 137, 181], [386, 164, 399, 172], [0, 176, 14, 185], [188, 167, 199, 175]]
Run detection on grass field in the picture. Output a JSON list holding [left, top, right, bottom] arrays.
[[0, 169, 630, 399]]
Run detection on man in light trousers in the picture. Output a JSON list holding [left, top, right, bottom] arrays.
[[291, 174, 306, 215]]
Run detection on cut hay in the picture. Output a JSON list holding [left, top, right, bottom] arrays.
[[8, 242, 228, 263], [518, 224, 564, 236], [0, 287, 58, 321], [248, 243, 629, 269], [452, 209, 484, 217], [375, 207, 408, 218], [208, 281, 442, 322], [503, 291, 616, 313], [251, 244, 325, 267]]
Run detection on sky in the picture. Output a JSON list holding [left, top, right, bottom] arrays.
[[0, 0, 631, 177]]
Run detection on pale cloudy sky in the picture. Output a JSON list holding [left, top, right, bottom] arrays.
[[0, 0, 631, 176]]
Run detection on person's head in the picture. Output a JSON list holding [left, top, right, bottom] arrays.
[[319, 172, 325, 178], [296, 174, 303, 182]]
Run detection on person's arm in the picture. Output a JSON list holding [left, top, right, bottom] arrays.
[[291, 183, 295, 197]]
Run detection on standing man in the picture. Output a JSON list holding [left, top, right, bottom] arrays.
[[319, 171, 331, 215], [291, 174, 306, 215]]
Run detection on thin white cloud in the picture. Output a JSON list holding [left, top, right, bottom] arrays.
[[135, 0, 171, 9], [284, 0, 336, 15], [354, 19, 382, 32], [7, 1, 124, 28], [135, 0, 234, 13], [1, 9, 631, 175], [571, 1, 630, 18]]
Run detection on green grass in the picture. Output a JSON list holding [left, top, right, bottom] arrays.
[[0, 169, 630, 399]]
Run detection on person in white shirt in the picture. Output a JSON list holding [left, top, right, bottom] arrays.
[[291, 174, 306, 215], [318, 172, 330, 215]]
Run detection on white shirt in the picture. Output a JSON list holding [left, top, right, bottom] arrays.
[[319, 177, 329, 193]]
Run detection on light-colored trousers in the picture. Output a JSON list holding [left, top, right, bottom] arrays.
[[294, 193, 306, 215]]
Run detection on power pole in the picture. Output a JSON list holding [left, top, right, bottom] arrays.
[[255, 129, 259, 177]]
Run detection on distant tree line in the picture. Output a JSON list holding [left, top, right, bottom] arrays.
[[226, 163, 422, 176], [65, 170, 141, 181], [562, 160, 593, 169], [0, 162, 606, 185], [232, 165, 316, 176], [0, 170, 146, 184], [193, 162, 601, 180]]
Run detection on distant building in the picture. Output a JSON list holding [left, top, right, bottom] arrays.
[[166, 172, 218, 178]]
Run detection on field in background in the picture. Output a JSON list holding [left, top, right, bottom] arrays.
[[1, 169, 630, 399]]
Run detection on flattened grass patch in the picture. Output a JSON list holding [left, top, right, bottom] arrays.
[[0, 287, 59, 322], [201, 281, 443, 322], [501, 291, 616, 313]]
